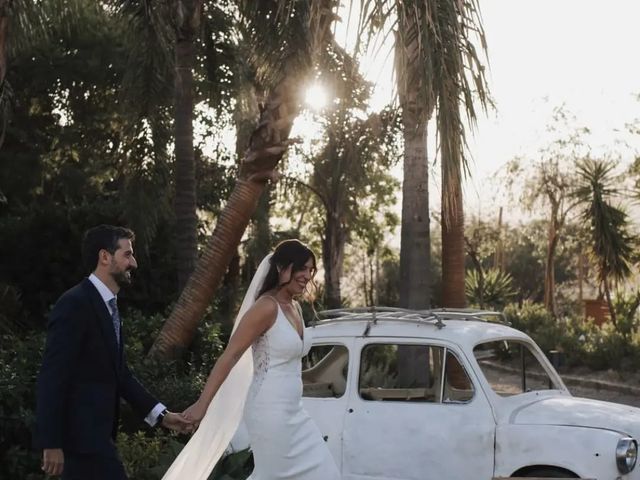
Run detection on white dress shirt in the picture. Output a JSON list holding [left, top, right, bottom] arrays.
[[88, 274, 166, 426]]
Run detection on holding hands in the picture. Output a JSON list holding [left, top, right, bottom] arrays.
[[182, 400, 207, 429], [182, 400, 208, 430], [161, 410, 196, 434]]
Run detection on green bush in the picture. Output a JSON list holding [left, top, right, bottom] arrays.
[[0, 332, 45, 479], [503, 302, 562, 353], [117, 430, 187, 480], [503, 301, 640, 372]]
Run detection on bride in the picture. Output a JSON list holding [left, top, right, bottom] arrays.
[[162, 239, 340, 480]]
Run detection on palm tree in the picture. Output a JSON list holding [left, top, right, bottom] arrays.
[[395, 4, 434, 309], [149, 0, 338, 358], [575, 158, 636, 325], [173, 0, 203, 291], [117, 0, 234, 292], [362, 0, 489, 309], [433, 0, 489, 307]]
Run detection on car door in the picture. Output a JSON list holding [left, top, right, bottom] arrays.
[[302, 339, 354, 471], [342, 338, 496, 480]]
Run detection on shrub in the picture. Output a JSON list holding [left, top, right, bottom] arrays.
[[117, 431, 186, 480], [503, 302, 561, 353], [503, 301, 640, 372], [0, 332, 45, 479]]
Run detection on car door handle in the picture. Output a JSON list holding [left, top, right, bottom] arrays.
[[348, 408, 354, 413]]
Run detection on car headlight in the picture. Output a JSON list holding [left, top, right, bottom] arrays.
[[616, 437, 637, 474]]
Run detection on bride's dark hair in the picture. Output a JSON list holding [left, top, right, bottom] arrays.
[[258, 239, 317, 297]]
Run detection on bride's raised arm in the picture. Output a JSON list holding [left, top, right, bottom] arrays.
[[182, 298, 277, 424]]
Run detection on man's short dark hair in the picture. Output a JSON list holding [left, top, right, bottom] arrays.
[[82, 225, 135, 273]]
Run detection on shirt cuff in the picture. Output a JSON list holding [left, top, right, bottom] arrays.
[[145, 402, 167, 427]]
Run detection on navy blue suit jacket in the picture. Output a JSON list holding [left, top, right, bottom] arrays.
[[35, 278, 158, 454]]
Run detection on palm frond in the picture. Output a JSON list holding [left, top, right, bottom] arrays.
[[114, 0, 175, 118], [575, 158, 636, 284]]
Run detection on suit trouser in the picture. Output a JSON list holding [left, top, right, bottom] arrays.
[[62, 445, 127, 480]]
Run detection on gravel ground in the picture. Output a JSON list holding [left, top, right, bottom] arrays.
[[481, 363, 640, 408], [565, 381, 640, 408]]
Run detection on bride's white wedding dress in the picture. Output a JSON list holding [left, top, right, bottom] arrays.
[[245, 300, 340, 480], [161, 254, 340, 480]]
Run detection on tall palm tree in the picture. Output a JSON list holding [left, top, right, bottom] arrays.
[[117, 0, 232, 292], [433, 0, 489, 307], [395, 3, 434, 309], [361, 0, 489, 309], [173, 0, 203, 291], [150, 0, 338, 358], [575, 158, 636, 325]]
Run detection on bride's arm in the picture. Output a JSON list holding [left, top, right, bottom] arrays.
[[183, 298, 277, 423]]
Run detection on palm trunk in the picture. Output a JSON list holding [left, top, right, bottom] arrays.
[[603, 278, 616, 326], [544, 216, 559, 316], [395, 5, 433, 310], [174, 35, 198, 292], [173, 0, 203, 292], [441, 170, 466, 308], [399, 121, 431, 309], [440, 92, 466, 309], [323, 210, 345, 309], [150, 179, 267, 357]]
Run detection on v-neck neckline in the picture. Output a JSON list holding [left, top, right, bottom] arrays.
[[277, 303, 304, 341]]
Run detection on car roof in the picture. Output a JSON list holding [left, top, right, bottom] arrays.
[[308, 307, 531, 351]]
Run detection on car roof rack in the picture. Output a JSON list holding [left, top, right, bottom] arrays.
[[315, 306, 507, 336]]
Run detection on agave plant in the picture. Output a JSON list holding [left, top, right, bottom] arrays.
[[465, 268, 516, 310]]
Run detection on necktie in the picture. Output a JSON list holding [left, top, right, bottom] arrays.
[[108, 297, 121, 346]]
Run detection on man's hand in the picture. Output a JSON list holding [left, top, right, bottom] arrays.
[[42, 448, 64, 476], [161, 411, 195, 434]]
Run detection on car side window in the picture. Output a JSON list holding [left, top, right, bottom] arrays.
[[302, 344, 349, 398], [474, 340, 560, 395], [358, 343, 474, 403]]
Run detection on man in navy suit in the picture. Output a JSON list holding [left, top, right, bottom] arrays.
[[35, 225, 192, 479]]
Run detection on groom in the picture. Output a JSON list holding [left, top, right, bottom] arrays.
[[35, 225, 192, 479]]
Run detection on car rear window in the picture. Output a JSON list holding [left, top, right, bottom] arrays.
[[358, 343, 474, 403]]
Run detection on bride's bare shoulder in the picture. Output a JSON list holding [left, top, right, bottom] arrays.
[[251, 295, 279, 316]]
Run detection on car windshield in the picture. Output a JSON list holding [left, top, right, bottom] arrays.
[[474, 339, 562, 396]]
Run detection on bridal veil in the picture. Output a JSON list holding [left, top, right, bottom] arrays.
[[161, 254, 273, 480]]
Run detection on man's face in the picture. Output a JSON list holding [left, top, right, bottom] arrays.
[[107, 239, 137, 287]]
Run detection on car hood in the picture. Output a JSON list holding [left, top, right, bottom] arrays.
[[509, 395, 640, 435]]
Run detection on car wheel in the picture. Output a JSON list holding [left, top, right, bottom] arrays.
[[520, 468, 577, 478]]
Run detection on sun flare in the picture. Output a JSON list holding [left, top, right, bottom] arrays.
[[304, 84, 328, 111]]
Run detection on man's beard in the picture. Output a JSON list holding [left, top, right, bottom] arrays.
[[112, 269, 133, 287]]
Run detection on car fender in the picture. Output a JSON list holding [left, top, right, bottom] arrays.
[[494, 424, 626, 478]]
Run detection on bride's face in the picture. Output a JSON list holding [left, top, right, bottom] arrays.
[[280, 257, 315, 296]]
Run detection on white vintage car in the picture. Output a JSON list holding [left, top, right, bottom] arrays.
[[300, 307, 639, 480]]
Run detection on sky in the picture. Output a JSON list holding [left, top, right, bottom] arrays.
[[319, 0, 640, 224], [464, 0, 640, 218]]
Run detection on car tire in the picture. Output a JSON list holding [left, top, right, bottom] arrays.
[[520, 468, 577, 478]]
